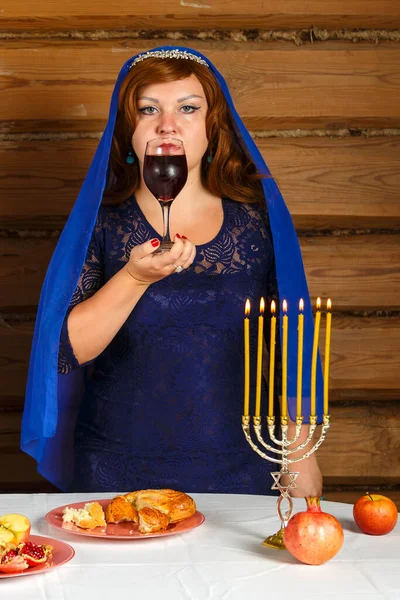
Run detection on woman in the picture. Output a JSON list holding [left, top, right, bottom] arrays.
[[21, 47, 324, 494]]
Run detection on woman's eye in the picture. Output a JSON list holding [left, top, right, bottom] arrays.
[[139, 107, 158, 115], [180, 105, 200, 114]]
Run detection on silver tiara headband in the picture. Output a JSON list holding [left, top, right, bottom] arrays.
[[129, 49, 209, 70]]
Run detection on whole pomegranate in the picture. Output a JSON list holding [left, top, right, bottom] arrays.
[[353, 493, 398, 535], [284, 496, 344, 565]]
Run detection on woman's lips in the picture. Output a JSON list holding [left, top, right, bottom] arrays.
[[156, 142, 181, 153]]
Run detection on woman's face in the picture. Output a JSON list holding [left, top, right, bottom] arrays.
[[131, 74, 209, 176]]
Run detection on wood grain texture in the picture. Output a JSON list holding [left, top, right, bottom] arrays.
[[300, 236, 400, 311], [318, 402, 400, 480], [1, 235, 399, 311], [2, 0, 400, 30], [1, 41, 400, 132], [0, 434, 56, 488], [324, 490, 400, 511], [262, 137, 400, 230], [320, 317, 400, 395], [0, 238, 58, 309], [1, 136, 400, 230], [2, 317, 400, 400]]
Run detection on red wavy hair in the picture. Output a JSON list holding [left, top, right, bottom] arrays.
[[104, 57, 265, 205]]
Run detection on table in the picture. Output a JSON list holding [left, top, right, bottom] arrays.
[[0, 493, 399, 599]]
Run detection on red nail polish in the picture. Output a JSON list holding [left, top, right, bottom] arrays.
[[151, 239, 160, 247], [182, 235, 187, 240], [176, 233, 181, 239]]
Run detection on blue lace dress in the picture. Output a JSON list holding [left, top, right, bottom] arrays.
[[58, 195, 281, 494]]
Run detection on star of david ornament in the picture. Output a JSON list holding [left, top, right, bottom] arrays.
[[271, 471, 299, 494]]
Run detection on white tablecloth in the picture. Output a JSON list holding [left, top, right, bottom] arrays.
[[0, 493, 399, 599]]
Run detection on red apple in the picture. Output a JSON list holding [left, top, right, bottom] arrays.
[[0, 514, 31, 545], [353, 493, 398, 535]]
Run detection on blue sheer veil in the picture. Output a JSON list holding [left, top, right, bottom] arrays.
[[21, 46, 324, 490]]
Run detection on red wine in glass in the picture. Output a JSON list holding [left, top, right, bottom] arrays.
[[143, 138, 188, 252], [144, 155, 188, 202]]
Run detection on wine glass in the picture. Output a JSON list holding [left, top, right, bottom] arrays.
[[143, 137, 188, 252]]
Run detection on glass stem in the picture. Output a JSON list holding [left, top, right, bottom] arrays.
[[160, 201, 172, 244]]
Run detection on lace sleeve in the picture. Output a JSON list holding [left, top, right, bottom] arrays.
[[57, 210, 105, 374]]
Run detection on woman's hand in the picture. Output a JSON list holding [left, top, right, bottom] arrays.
[[126, 234, 196, 286], [286, 453, 323, 498], [280, 413, 323, 498]]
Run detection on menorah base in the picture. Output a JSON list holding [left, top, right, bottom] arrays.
[[261, 471, 297, 550], [262, 526, 286, 550]]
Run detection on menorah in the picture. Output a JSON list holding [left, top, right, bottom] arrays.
[[241, 297, 332, 550]]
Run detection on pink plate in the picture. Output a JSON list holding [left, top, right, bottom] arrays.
[[0, 534, 74, 579], [45, 499, 205, 539]]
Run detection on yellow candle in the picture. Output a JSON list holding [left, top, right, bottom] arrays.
[[255, 297, 265, 417], [268, 301, 276, 417], [297, 299, 304, 419], [281, 300, 288, 419], [324, 299, 332, 416], [311, 297, 322, 417], [244, 299, 251, 416]]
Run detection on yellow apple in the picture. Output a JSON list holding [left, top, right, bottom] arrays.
[[0, 514, 31, 545], [0, 525, 14, 544]]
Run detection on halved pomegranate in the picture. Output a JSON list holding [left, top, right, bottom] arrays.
[[18, 542, 53, 567], [1, 548, 18, 563], [0, 549, 29, 573]]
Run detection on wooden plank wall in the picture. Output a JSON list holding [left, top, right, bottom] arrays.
[[1, 2, 399, 506]]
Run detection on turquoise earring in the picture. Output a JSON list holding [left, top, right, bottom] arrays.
[[207, 153, 213, 164], [126, 149, 135, 164]]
